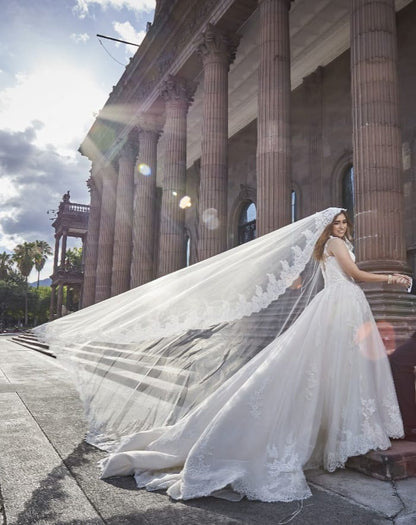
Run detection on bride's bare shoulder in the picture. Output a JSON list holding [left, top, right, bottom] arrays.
[[326, 237, 347, 256]]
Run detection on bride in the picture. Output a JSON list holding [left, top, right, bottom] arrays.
[[35, 208, 410, 503]]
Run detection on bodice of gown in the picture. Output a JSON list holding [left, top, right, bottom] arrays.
[[321, 237, 355, 288]]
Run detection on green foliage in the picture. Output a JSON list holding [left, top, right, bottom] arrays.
[[0, 240, 53, 328], [65, 247, 82, 268], [0, 252, 13, 280], [0, 280, 51, 329], [13, 242, 37, 278], [33, 240, 53, 288], [32, 286, 52, 325]]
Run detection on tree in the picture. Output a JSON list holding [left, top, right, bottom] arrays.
[[0, 252, 13, 280], [33, 240, 53, 288], [65, 247, 82, 269], [13, 242, 36, 326]]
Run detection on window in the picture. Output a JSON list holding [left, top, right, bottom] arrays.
[[185, 234, 191, 267], [342, 165, 354, 220], [238, 202, 256, 244], [291, 190, 297, 223]]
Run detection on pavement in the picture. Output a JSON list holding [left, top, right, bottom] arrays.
[[0, 336, 415, 525]]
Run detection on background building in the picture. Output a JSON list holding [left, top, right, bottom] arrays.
[[50, 192, 89, 319], [79, 0, 416, 342]]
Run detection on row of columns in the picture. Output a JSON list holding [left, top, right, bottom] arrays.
[[82, 0, 409, 309], [50, 229, 68, 318], [82, 21, 242, 306]]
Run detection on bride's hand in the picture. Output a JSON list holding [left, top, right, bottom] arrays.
[[392, 274, 412, 288]]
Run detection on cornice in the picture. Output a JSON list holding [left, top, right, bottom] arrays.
[[80, 0, 241, 162], [80, 0, 413, 165]]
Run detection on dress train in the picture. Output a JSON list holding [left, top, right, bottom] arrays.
[[100, 245, 403, 502]]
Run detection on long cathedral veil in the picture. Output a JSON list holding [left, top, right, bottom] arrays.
[[34, 207, 344, 449]]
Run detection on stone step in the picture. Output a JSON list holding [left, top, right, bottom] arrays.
[[347, 440, 416, 480], [11, 333, 56, 358]]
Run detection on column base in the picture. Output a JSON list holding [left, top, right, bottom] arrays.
[[358, 260, 411, 274], [361, 284, 416, 349]]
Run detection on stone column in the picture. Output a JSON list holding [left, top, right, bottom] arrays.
[[197, 24, 239, 260], [95, 162, 118, 303], [56, 284, 64, 318], [49, 285, 56, 321], [158, 75, 195, 277], [351, 0, 407, 271], [131, 119, 161, 287], [49, 234, 61, 320], [256, 0, 292, 235], [52, 234, 60, 274], [59, 227, 68, 318], [60, 229, 68, 268], [351, 0, 415, 343], [82, 169, 102, 307], [111, 137, 136, 296]]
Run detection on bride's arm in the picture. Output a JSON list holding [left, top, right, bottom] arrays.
[[327, 237, 411, 287]]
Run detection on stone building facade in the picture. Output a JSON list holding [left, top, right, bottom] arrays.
[[50, 193, 89, 319], [79, 0, 416, 342]]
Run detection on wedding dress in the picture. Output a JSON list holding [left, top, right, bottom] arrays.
[[98, 236, 403, 502], [34, 208, 403, 502]]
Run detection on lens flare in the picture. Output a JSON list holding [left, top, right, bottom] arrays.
[[202, 208, 219, 230], [179, 196, 192, 209], [376, 320, 396, 355], [172, 191, 178, 196], [138, 163, 151, 176]]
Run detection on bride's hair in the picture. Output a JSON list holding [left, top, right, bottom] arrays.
[[313, 210, 353, 261]]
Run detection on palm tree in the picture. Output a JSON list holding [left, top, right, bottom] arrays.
[[0, 252, 13, 280], [13, 242, 36, 325], [65, 247, 82, 269], [33, 240, 53, 288]]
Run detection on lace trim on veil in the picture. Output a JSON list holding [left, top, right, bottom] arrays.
[[35, 208, 341, 346], [32, 208, 345, 448]]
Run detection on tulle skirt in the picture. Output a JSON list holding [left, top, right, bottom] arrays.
[[100, 279, 403, 502]]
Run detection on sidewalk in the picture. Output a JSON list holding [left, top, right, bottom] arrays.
[[0, 336, 415, 525]]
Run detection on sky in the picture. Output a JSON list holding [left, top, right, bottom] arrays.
[[0, 0, 155, 281]]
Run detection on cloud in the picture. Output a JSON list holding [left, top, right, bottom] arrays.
[[113, 21, 146, 54], [0, 123, 89, 278], [0, 65, 107, 156], [73, 0, 155, 19], [70, 33, 90, 43], [0, 58, 108, 278]]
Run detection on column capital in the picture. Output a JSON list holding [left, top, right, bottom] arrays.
[[160, 75, 197, 108], [197, 24, 239, 69], [118, 131, 138, 162], [137, 111, 164, 135]]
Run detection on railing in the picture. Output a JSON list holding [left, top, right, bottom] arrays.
[[61, 203, 90, 215]]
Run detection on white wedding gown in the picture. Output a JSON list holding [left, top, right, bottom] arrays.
[[100, 239, 403, 502]]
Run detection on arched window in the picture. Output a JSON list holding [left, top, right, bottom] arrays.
[[291, 190, 297, 223], [342, 165, 354, 220], [238, 202, 256, 244], [185, 234, 191, 267]]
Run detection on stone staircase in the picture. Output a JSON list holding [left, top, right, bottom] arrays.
[[11, 331, 56, 358], [347, 440, 416, 480]]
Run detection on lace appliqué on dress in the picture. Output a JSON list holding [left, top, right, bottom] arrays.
[[248, 377, 271, 419]]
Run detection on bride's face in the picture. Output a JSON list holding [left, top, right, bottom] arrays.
[[331, 214, 348, 238]]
